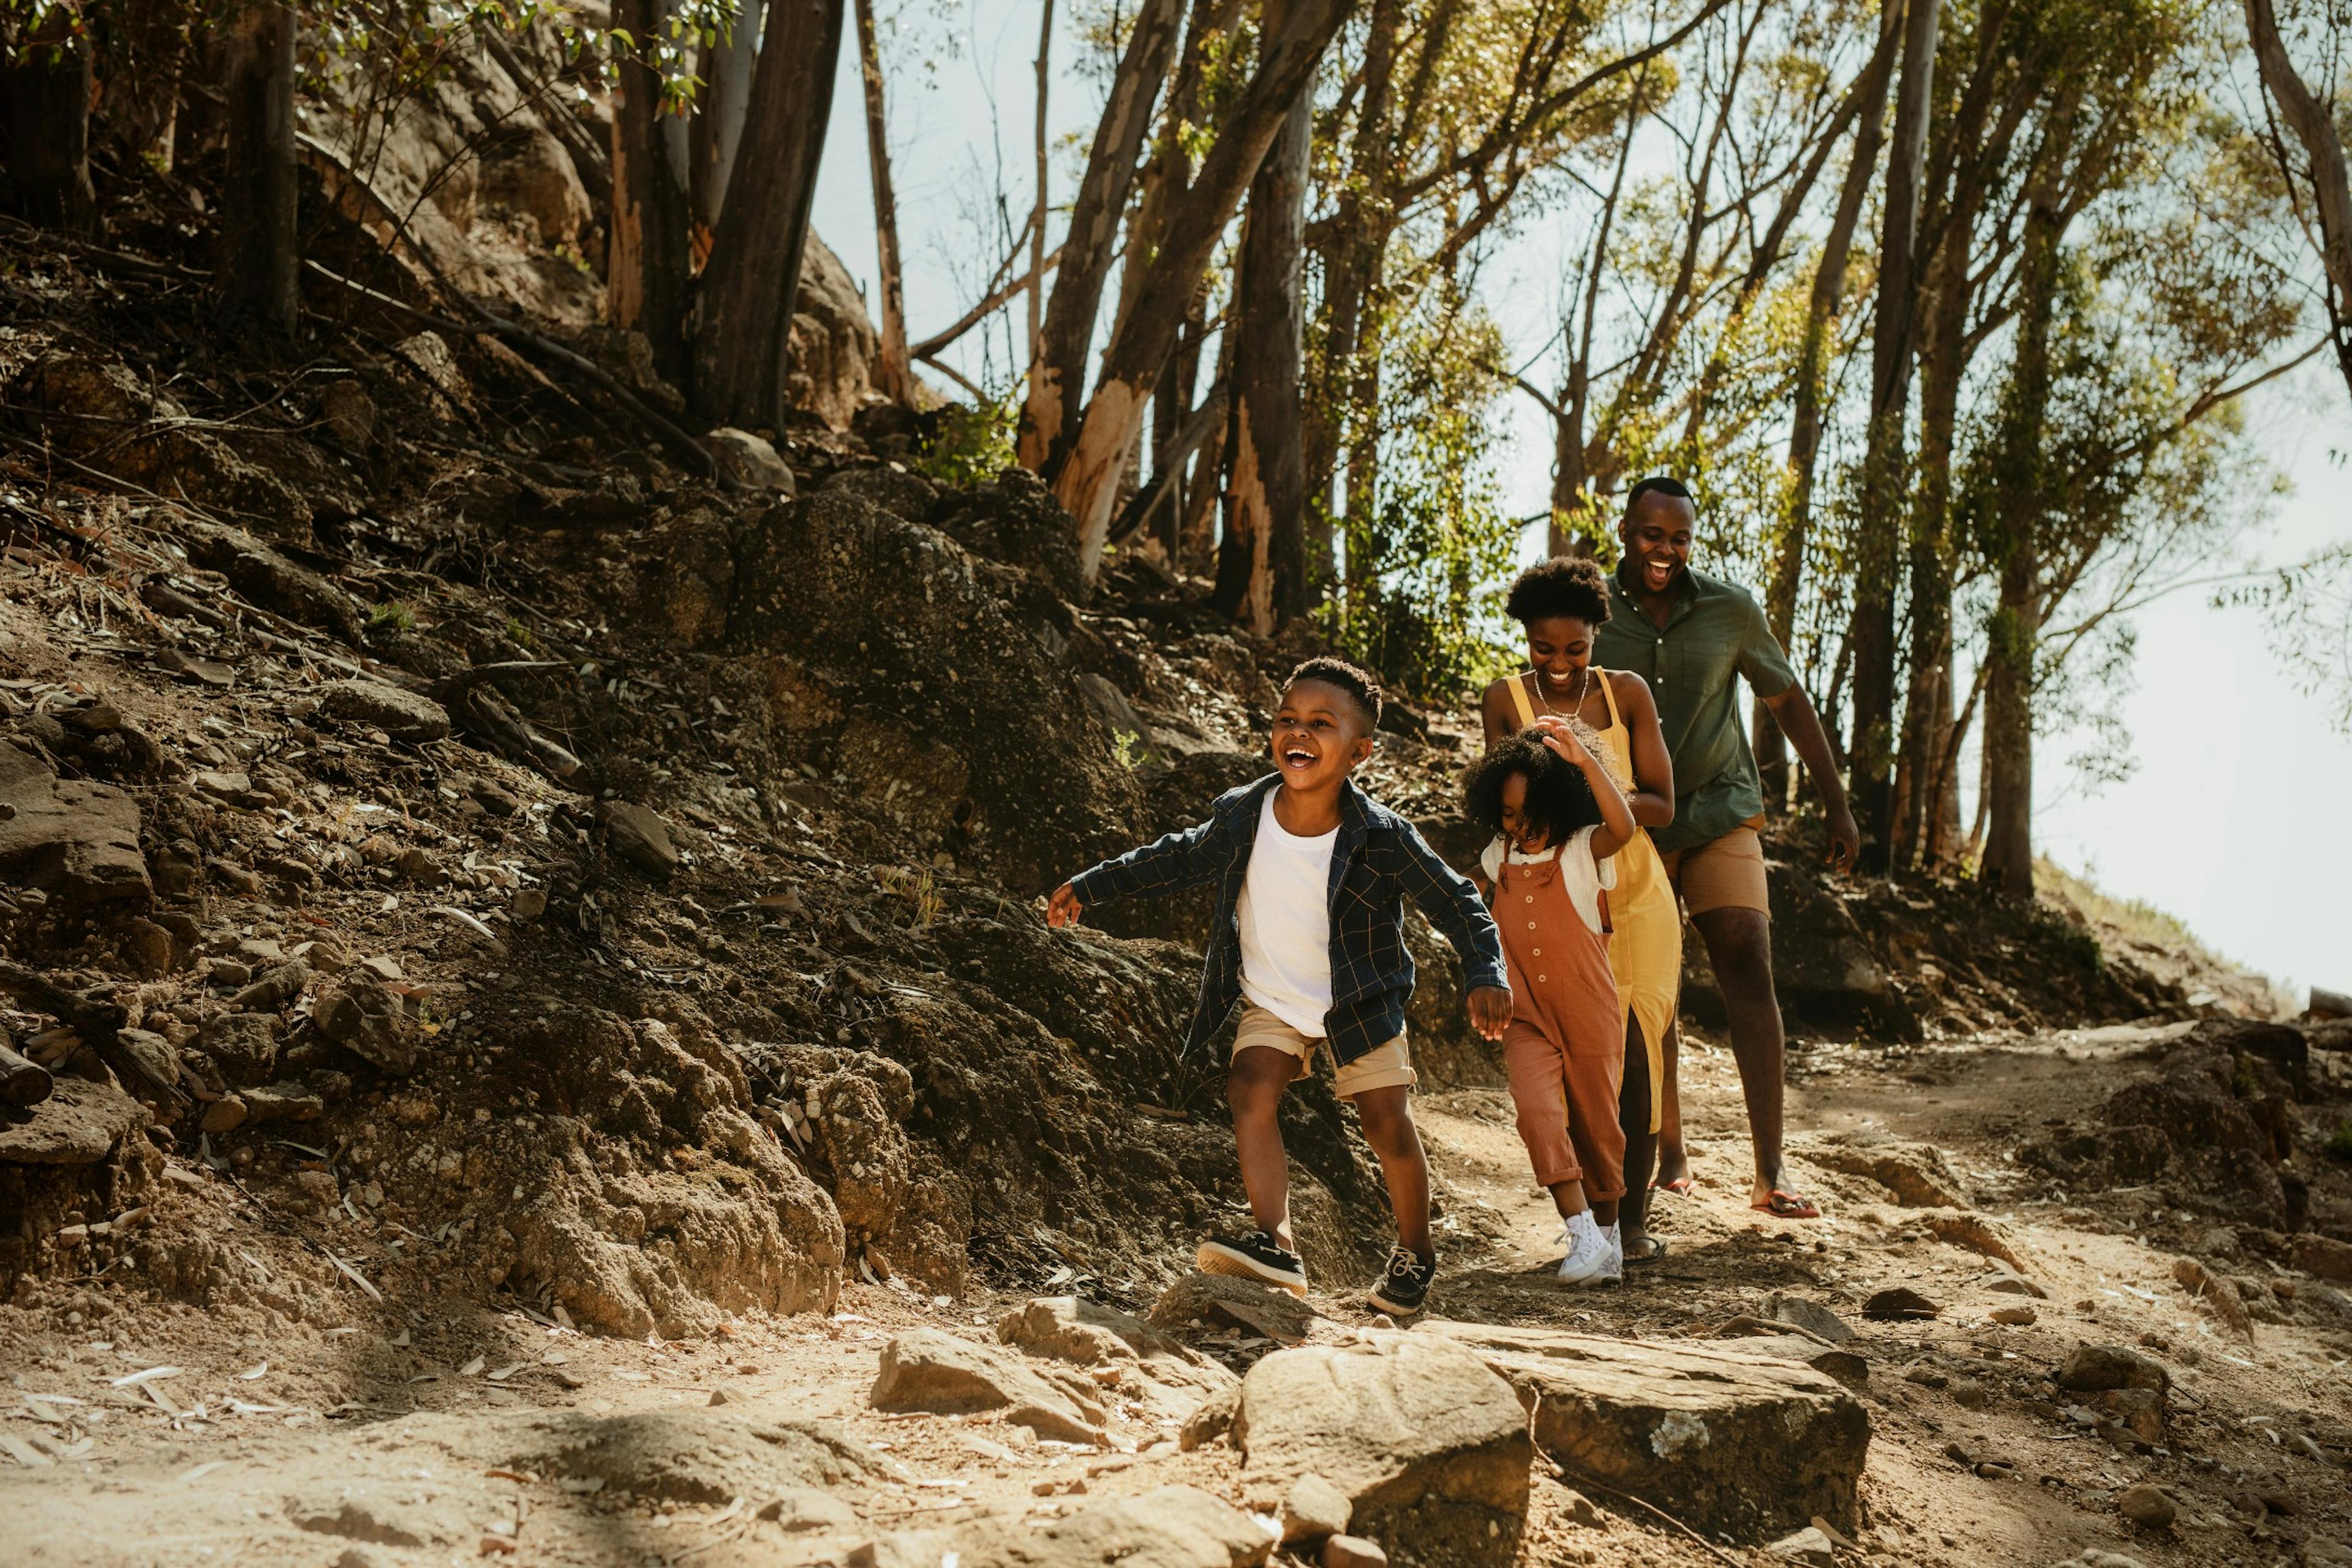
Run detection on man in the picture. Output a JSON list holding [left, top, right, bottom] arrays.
[[1593, 476, 1858, 1220]]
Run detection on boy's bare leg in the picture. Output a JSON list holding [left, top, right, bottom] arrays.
[[1227, 1047, 1302, 1248], [1351, 1085, 1433, 1263]]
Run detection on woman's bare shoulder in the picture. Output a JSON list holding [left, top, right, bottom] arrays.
[[1606, 669, 1654, 709]]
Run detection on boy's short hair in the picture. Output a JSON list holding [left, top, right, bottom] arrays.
[[1285, 656, 1383, 733], [1623, 475, 1693, 515], [1504, 556, 1611, 627], [1463, 728, 1602, 847]]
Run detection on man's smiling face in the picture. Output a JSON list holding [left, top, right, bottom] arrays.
[[1270, 679, 1373, 790], [1619, 491, 1696, 596]]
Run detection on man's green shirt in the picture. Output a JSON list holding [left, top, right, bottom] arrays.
[[1592, 561, 1798, 854]]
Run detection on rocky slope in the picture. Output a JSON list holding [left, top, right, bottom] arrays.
[[4, 82, 2349, 1568]]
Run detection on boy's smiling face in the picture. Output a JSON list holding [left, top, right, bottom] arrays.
[[1272, 679, 1375, 791]]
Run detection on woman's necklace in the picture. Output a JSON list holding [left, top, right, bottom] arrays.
[[1533, 665, 1592, 720]]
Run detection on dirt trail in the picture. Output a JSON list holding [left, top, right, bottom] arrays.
[[7, 1014, 2348, 1568]]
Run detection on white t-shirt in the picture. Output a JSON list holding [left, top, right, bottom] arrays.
[[1237, 790, 1338, 1037]]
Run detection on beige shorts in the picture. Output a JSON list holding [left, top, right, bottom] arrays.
[[1232, 1005, 1417, 1099], [1658, 820, 1771, 916]]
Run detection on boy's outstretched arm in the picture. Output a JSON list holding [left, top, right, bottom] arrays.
[[1392, 821, 1512, 1040], [1049, 812, 1232, 927]]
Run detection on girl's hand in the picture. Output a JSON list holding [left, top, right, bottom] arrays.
[[1046, 883, 1085, 927], [1467, 984, 1512, 1041]]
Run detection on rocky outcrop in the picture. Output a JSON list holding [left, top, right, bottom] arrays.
[[0, 741, 152, 911], [788, 234, 881, 432], [1231, 1333, 1532, 1568], [1413, 1321, 1870, 1541], [853, 1485, 1273, 1568]]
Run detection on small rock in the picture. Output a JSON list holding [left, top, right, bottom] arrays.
[[200, 1095, 249, 1134], [191, 769, 255, 801], [1555, 1487, 1605, 1529], [197, 1011, 277, 1086], [600, 801, 679, 877], [1981, 1271, 2048, 1298], [313, 978, 421, 1076], [1322, 1536, 1388, 1568], [2051, 1553, 2149, 1568], [707, 1389, 728, 1407], [1902, 1361, 1947, 1389], [511, 887, 547, 921], [1767, 1294, 1855, 1344], [1863, 1286, 1940, 1321], [1148, 1269, 1314, 1342], [393, 846, 444, 885], [205, 957, 254, 986], [1950, 1375, 1989, 1409], [230, 960, 311, 1013], [1988, 1304, 2038, 1325], [318, 380, 378, 447], [318, 680, 451, 744], [1973, 1460, 2014, 1480], [122, 917, 176, 978], [2115, 1482, 2176, 1529], [1282, 1472, 1352, 1544], [209, 859, 262, 895], [2055, 1344, 2169, 1395], [706, 428, 797, 494], [755, 1487, 858, 1531], [1765, 1525, 1838, 1566], [2089, 1386, 2166, 1443], [469, 778, 519, 816]]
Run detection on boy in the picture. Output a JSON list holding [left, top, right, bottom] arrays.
[[1049, 657, 1511, 1314]]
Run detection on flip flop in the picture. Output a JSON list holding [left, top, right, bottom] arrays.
[[1653, 1175, 1695, 1197], [1623, 1235, 1668, 1266], [1751, 1186, 1822, 1220]]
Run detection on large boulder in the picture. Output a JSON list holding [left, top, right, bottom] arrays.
[[869, 1327, 1109, 1444], [853, 1485, 1272, 1568], [1413, 1320, 1869, 1542], [1000, 1295, 1237, 1423], [0, 740, 152, 910], [1231, 1332, 1531, 1568], [511, 1410, 884, 1504], [0, 1077, 146, 1166], [788, 233, 880, 432]]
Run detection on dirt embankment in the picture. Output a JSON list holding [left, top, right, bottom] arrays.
[[3, 164, 2350, 1568]]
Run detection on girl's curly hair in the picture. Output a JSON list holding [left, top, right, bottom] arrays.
[[1463, 728, 1602, 850]]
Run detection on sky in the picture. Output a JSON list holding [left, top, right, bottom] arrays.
[[802, 2, 2352, 1001]]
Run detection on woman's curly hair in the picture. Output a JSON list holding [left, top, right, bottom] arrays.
[[1463, 728, 1602, 850], [1504, 555, 1611, 626]]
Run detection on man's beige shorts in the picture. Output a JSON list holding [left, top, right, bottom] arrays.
[[1232, 1005, 1417, 1099], [1658, 819, 1771, 916]]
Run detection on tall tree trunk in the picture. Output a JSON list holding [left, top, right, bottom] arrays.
[[1213, 92, 1311, 633], [610, 0, 696, 387], [691, 0, 765, 239], [1304, 0, 1398, 582], [691, 0, 846, 431], [217, 5, 299, 334], [1756, 12, 1896, 801], [854, 0, 911, 403], [1027, 0, 1056, 368], [1550, 99, 1639, 556], [2245, 0, 2352, 401], [1845, 0, 1942, 872], [1056, 0, 1354, 589], [1016, 0, 1186, 475], [1978, 100, 2071, 897], [1182, 315, 1235, 568], [6, 10, 97, 234], [1893, 208, 1977, 870], [1150, 291, 1208, 567]]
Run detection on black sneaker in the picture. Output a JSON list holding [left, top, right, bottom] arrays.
[[1366, 1247, 1436, 1316], [1196, 1230, 1308, 1297]]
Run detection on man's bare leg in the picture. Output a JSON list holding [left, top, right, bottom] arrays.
[[1690, 905, 1812, 1213]]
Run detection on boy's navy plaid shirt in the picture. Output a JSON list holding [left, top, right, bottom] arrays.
[[1069, 774, 1507, 1067]]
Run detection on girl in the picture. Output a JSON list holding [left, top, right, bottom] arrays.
[[1464, 720, 1637, 1283], [1479, 556, 1682, 1264]]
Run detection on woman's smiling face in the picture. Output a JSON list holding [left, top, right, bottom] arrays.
[[1525, 615, 1596, 691]]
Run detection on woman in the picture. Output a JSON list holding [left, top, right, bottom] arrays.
[[1480, 556, 1680, 1262]]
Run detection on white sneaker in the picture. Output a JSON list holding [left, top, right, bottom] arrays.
[[1556, 1210, 1609, 1285], [1594, 1221, 1624, 1284]]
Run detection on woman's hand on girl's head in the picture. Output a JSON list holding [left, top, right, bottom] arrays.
[[1533, 717, 1595, 769]]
